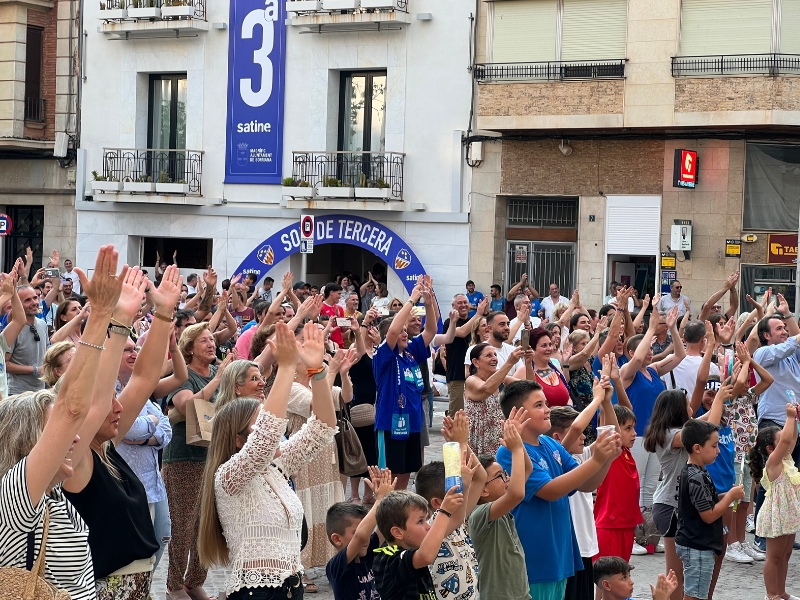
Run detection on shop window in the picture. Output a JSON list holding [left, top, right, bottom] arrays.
[[142, 237, 212, 270], [743, 143, 800, 231], [507, 197, 578, 228], [491, 0, 627, 63]]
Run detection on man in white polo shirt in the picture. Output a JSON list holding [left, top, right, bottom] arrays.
[[539, 282, 569, 320]]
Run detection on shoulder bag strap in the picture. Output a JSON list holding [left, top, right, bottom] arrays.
[[25, 505, 49, 599]]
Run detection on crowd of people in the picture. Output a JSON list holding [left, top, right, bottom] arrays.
[[0, 246, 798, 600]]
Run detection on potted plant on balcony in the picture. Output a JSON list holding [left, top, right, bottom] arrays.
[[155, 171, 190, 195], [97, 1, 128, 20], [91, 170, 122, 193], [355, 176, 391, 200], [281, 177, 316, 198], [286, 0, 323, 13], [123, 174, 156, 193], [318, 176, 354, 199], [162, 0, 196, 19], [128, 0, 161, 19]]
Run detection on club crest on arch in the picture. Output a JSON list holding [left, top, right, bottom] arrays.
[[257, 245, 275, 266], [394, 248, 411, 270]]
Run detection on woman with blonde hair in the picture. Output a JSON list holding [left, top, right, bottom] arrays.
[[164, 319, 236, 599], [469, 315, 490, 346], [0, 245, 124, 599], [198, 321, 338, 599], [62, 265, 183, 599], [40, 340, 76, 387], [216, 359, 266, 410]]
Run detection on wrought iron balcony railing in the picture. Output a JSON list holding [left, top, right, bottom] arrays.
[[672, 54, 800, 77], [290, 151, 404, 200], [101, 148, 203, 195], [474, 59, 626, 82], [24, 98, 45, 123], [99, 0, 206, 20]]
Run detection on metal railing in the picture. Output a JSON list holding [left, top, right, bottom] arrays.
[[24, 98, 45, 122], [291, 151, 405, 200], [286, 0, 408, 13], [474, 59, 626, 81], [101, 0, 206, 19], [507, 197, 578, 228], [101, 148, 203, 195], [672, 54, 800, 77]]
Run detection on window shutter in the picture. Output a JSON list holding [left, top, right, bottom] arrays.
[[561, 0, 628, 61], [492, 0, 557, 63], [605, 196, 661, 256], [680, 0, 772, 56], [781, 0, 800, 54], [24, 26, 43, 101]]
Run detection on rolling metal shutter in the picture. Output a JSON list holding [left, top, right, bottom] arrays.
[[781, 0, 800, 54], [561, 0, 628, 61], [605, 196, 661, 256], [492, 0, 558, 63], [680, 0, 772, 56]]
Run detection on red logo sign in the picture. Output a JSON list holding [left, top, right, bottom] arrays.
[[673, 149, 698, 189], [300, 215, 314, 239], [767, 234, 798, 264]]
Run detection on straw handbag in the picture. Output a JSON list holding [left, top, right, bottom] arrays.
[[0, 507, 71, 599]]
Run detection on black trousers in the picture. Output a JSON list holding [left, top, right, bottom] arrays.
[[227, 575, 304, 600], [564, 556, 594, 600]]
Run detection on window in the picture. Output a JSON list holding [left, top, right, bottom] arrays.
[[148, 74, 187, 151], [338, 71, 386, 154], [507, 197, 578, 228], [491, 0, 627, 63], [142, 237, 212, 270], [743, 143, 800, 231], [24, 26, 44, 122]]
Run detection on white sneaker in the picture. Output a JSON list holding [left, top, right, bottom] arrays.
[[725, 542, 754, 563], [631, 542, 648, 555], [746, 514, 756, 533], [741, 540, 766, 561], [655, 540, 665, 553]]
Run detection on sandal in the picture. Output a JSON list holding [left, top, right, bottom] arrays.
[[303, 578, 318, 593], [362, 494, 376, 506], [184, 586, 216, 600], [347, 497, 362, 505]]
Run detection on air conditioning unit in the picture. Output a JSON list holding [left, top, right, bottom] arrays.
[[54, 132, 69, 158]]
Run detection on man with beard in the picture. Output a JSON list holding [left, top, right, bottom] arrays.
[[463, 311, 522, 377]]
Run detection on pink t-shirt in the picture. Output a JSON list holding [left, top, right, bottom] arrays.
[[236, 326, 257, 360]]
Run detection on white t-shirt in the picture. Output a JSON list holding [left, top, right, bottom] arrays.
[[664, 354, 720, 397], [464, 341, 521, 371], [62, 270, 81, 295], [539, 295, 569, 320], [569, 447, 599, 558]]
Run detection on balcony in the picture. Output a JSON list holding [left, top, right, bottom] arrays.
[[286, 0, 411, 32], [283, 151, 406, 210], [672, 54, 800, 77], [97, 0, 209, 38], [474, 59, 626, 82], [24, 98, 46, 123], [90, 148, 205, 205]]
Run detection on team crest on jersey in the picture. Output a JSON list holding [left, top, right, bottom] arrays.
[[257, 245, 275, 266], [553, 450, 562, 465], [394, 248, 411, 270]]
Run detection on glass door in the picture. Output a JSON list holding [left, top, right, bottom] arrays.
[[338, 71, 386, 185], [148, 74, 187, 183]]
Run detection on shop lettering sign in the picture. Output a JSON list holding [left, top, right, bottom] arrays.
[[767, 234, 799, 264]]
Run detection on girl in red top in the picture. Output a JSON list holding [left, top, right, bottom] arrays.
[[594, 400, 643, 562], [513, 327, 571, 407]]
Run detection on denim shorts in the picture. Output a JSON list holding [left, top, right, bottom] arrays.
[[676, 544, 715, 600]]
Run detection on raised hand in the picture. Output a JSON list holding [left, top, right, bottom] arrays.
[[1, 268, 18, 295], [297, 321, 324, 369], [340, 347, 359, 374], [114, 267, 147, 320], [726, 271, 740, 289], [449, 409, 469, 446], [364, 466, 396, 500], [216, 348, 238, 377], [327, 349, 347, 374], [717, 317, 736, 344], [79, 245, 125, 315], [651, 293, 661, 309], [448, 309, 458, 323], [269, 321, 299, 369], [50, 249, 60, 268], [777, 293, 791, 316], [651, 570, 679, 600], [665, 305, 679, 329], [787, 403, 799, 420], [517, 305, 531, 324], [168, 325, 179, 354], [506, 406, 530, 435], [282, 271, 293, 290], [735, 341, 751, 366], [478, 297, 489, 315], [150, 264, 182, 314], [203, 267, 218, 290], [440, 486, 464, 515], [641, 293, 650, 307], [499, 419, 523, 452], [506, 346, 525, 366]]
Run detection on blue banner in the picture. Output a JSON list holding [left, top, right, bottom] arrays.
[[224, 0, 286, 184], [233, 215, 427, 296]]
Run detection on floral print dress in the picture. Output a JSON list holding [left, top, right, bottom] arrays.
[[756, 456, 800, 538], [465, 382, 504, 456]]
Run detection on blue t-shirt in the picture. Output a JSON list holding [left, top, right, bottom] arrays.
[[496, 436, 582, 585], [466, 291, 484, 318], [326, 532, 380, 600], [625, 366, 666, 436], [695, 406, 736, 493], [241, 319, 258, 333], [489, 297, 505, 312], [372, 335, 429, 434]]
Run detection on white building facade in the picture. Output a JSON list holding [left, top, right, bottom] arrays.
[[76, 0, 473, 300]]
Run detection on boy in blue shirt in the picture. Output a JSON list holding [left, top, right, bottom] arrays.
[[326, 467, 395, 600], [497, 380, 620, 600]]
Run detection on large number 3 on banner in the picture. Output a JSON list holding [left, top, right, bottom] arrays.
[[240, 7, 274, 108]]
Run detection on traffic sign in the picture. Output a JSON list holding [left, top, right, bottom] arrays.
[[0, 214, 12, 236], [300, 214, 314, 253]]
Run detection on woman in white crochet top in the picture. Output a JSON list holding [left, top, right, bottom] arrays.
[[198, 320, 338, 599]]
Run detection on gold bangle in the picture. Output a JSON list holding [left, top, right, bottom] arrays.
[[153, 311, 173, 323], [111, 317, 133, 328]]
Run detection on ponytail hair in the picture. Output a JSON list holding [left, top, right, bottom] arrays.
[[748, 425, 780, 485]]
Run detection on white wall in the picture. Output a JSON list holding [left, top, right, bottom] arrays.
[[81, 0, 473, 211]]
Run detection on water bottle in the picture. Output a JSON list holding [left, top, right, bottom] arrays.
[[442, 442, 462, 493], [787, 390, 800, 434]]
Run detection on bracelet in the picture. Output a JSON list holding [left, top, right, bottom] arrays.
[[434, 508, 452, 519], [32, 365, 38, 377], [111, 317, 133, 328], [309, 365, 328, 381], [152, 311, 173, 323], [108, 323, 132, 337], [79, 340, 105, 351]]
